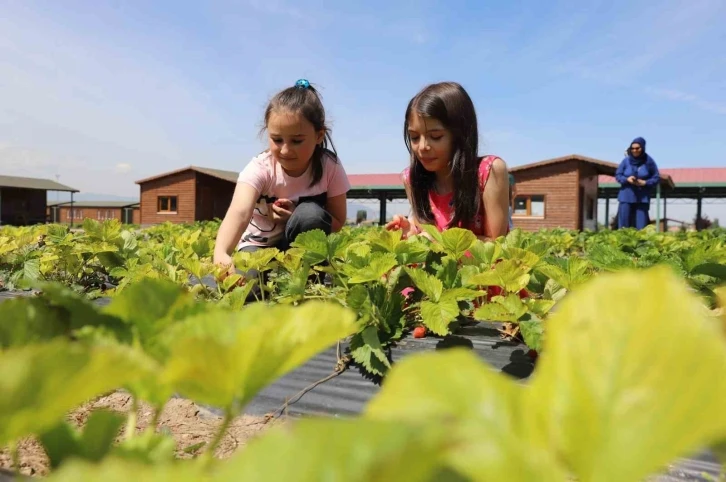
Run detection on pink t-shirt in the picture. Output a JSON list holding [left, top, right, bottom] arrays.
[[236, 150, 351, 249]]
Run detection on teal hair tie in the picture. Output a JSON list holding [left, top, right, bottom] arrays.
[[295, 79, 310, 89]]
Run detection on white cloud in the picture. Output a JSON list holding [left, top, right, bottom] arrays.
[[645, 86, 726, 115], [115, 163, 132, 174]]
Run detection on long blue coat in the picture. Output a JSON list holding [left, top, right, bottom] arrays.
[[615, 153, 660, 204]]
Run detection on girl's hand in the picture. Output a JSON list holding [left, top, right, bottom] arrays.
[[636, 179, 646, 187], [272, 198, 296, 222], [627, 176, 636, 184], [214, 252, 236, 278], [386, 215, 413, 238]]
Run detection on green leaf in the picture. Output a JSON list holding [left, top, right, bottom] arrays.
[[519, 317, 544, 352], [440, 227, 476, 259], [691, 262, 726, 282], [45, 457, 204, 482], [370, 228, 403, 253], [474, 294, 528, 323], [349, 331, 390, 377], [364, 350, 565, 481], [161, 301, 357, 412], [464, 241, 501, 266], [361, 326, 391, 368], [347, 253, 398, 284], [214, 417, 452, 482], [103, 278, 202, 359], [40, 410, 125, 469], [468, 260, 530, 293], [290, 229, 328, 264], [420, 224, 444, 244], [113, 428, 177, 464], [440, 288, 485, 304], [530, 266, 726, 482], [394, 241, 430, 266], [0, 340, 153, 447], [420, 299, 460, 336], [405, 268, 443, 302]]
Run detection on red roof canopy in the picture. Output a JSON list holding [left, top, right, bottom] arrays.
[[599, 167, 726, 186]]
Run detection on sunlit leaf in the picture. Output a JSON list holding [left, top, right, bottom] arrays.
[[161, 301, 357, 412], [364, 350, 565, 481], [530, 266, 726, 482], [290, 229, 328, 264], [347, 253, 397, 284], [214, 418, 451, 482], [0, 340, 153, 447], [45, 457, 205, 482], [420, 299, 460, 336], [440, 227, 476, 260], [405, 268, 443, 302]]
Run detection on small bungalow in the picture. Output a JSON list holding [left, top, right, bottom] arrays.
[[0, 174, 78, 226], [47, 201, 140, 225]]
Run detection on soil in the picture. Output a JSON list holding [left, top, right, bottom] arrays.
[[0, 391, 280, 478]]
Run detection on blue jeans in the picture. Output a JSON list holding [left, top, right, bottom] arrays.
[[618, 202, 650, 230]]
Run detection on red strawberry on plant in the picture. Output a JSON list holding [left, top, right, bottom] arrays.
[[527, 349, 538, 361], [413, 326, 426, 338]]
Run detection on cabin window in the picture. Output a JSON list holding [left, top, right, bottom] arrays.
[[67, 209, 84, 220], [513, 195, 545, 217], [157, 196, 178, 213]]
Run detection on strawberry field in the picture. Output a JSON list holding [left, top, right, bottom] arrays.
[[1, 219, 726, 481]]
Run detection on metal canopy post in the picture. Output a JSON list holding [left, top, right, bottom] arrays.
[[604, 192, 610, 229], [655, 183, 661, 232], [379, 192, 387, 226]]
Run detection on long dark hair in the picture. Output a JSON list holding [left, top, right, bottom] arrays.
[[262, 80, 338, 187], [404, 82, 480, 228]]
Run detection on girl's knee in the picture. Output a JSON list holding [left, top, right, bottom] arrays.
[[288, 202, 332, 234]]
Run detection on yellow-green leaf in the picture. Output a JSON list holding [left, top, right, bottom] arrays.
[[420, 299, 460, 336], [530, 266, 726, 482], [161, 301, 357, 412], [213, 418, 451, 482], [45, 457, 206, 482], [468, 260, 530, 293], [364, 350, 565, 481], [0, 340, 153, 447], [440, 227, 476, 259], [405, 268, 443, 302]]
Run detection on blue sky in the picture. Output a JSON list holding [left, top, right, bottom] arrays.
[[1, 0, 725, 223]]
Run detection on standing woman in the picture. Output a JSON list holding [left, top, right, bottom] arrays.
[[615, 137, 660, 230]]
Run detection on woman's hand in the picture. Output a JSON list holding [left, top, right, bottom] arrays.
[[271, 198, 296, 223], [627, 176, 637, 185], [636, 179, 646, 187]]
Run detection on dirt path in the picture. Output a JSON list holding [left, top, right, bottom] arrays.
[[0, 391, 280, 477]]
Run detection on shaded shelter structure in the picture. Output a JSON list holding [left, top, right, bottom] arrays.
[[0, 174, 79, 226]]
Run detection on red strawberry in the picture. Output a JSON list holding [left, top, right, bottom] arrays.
[[413, 326, 426, 338], [526, 349, 538, 360]]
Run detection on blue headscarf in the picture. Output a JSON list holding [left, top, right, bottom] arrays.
[[628, 137, 647, 164]]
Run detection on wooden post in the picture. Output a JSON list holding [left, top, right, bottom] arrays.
[[655, 182, 661, 232]]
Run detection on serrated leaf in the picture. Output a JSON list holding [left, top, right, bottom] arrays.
[[214, 418, 451, 482], [420, 299, 460, 336], [290, 229, 328, 264], [440, 227, 476, 260], [361, 326, 391, 369], [405, 268, 443, 302], [161, 301, 357, 412], [440, 288, 485, 303], [347, 253, 398, 284], [394, 241, 430, 266], [530, 266, 726, 482], [419, 224, 444, 244], [370, 228, 403, 253], [468, 260, 530, 293], [350, 335, 389, 377], [364, 350, 565, 481], [0, 340, 153, 447], [474, 302, 520, 323], [519, 317, 544, 352]]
